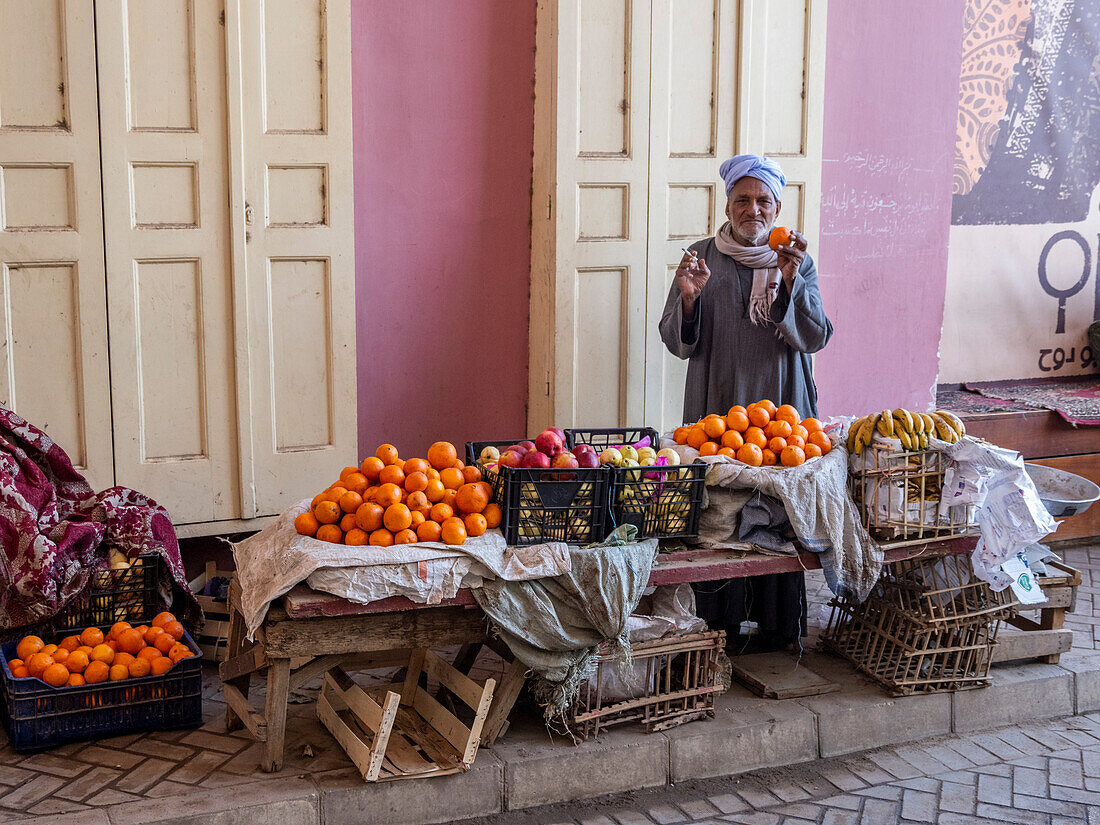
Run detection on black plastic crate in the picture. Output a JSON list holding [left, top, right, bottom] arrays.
[[566, 427, 660, 452], [465, 439, 532, 505], [498, 466, 608, 546], [0, 626, 203, 751], [606, 461, 707, 540], [55, 552, 164, 631]]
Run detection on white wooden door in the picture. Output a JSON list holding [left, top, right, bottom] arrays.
[[95, 0, 241, 524], [0, 0, 113, 489], [530, 0, 652, 431], [234, 0, 356, 515]]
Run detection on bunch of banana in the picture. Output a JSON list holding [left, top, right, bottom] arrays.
[[846, 408, 967, 453]]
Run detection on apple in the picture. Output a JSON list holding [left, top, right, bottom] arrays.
[[551, 452, 579, 469], [549, 426, 567, 443], [498, 450, 523, 468], [520, 440, 537, 452], [599, 448, 623, 466], [535, 430, 564, 456], [575, 451, 599, 469], [573, 443, 596, 456], [506, 444, 529, 456], [521, 450, 551, 469]]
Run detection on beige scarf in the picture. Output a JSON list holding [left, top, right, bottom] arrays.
[[714, 221, 780, 326]]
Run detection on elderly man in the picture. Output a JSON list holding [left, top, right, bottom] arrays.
[[660, 154, 833, 652]]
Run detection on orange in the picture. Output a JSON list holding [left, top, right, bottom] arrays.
[[320, 486, 348, 504], [475, 481, 493, 502], [781, 445, 806, 467], [376, 443, 400, 465], [294, 510, 320, 537], [84, 660, 109, 683], [80, 627, 104, 647], [427, 442, 458, 470], [728, 404, 748, 417], [6, 659, 21, 672], [417, 520, 443, 542], [150, 657, 173, 676], [394, 528, 418, 545], [369, 528, 395, 547], [699, 441, 720, 456], [162, 621, 184, 641], [461, 465, 482, 484], [442, 489, 458, 512], [450, 458, 466, 470], [114, 652, 135, 669], [404, 471, 428, 494], [339, 513, 358, 533], [439, 467, 464, 491], [66, 649, 90, 673], [339, 490, 364, 514], [355, 501, 385, 532], [135, 624, 150, 636], [363, 485, 379, 502], [775, 404, 800, 425], [747, 405, 771, 428], [117, 628, 144, 655], [427, 468, 440, 480], [725, 411, 751, 433], [90, 644, 114, 665], [721, 429, 745, 450], [761, 448, 778, 466], [339, 465, 360, 481], [143, 626, 165, 646], [464, 513, 488, 537], [407, 491, 430, 515], [138, 647, 161, 663], [767, 436, 787, 454], [787, 434, 806, 449], [16, 636, 44, 662], [378, 464, 405, 487], [66, 673, 85, 687], [313, 500, 341, 525], [383, 503, 413, 532], [791, 423, 809, 441], [360, 455, 385, 481], [105, 639, 118, 652], [76, 645, 94, 657], [154, 633, 177, 655], [768, 225, 791, 251], [403, 458, 430, 477], [756, 399, 778, 416], [804, 443, 823, 459], [702, 414, 727, 439], [109, 663, 129, 682], [315, 524, 344, 543], [168, 643, 193, 664], [42, 644, 58, 656], [717, 446, 737, 458], [375, 483, 402, 508], [345, 527, 369, 546], [11, 667, 28, 679], [686, 425, 709, 450], [455, 483, 489, 515], [736, 443, 764, 467], [430, 502, 454, 523], [673, 426, 690, 445], [801, 417, 824, 433], [808, 430, 831, 454], [410, 510, 426, 527], [108, 622, 132, 640], [342, 472, 369, 494], [424, 479, 446, 503], [42, 663, 69, 688], [311, 492, 326, 509], [743, 427, 767, 449], [441, 518, 467, 546], [483, 503, 503, 529], [765, 419, 793, 439], [58, 635, 81, 653], [128, 657, 151, 678], [27, 652, 54, 678]]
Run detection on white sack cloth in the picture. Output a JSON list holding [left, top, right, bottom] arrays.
[[233, 499, 571, 639]]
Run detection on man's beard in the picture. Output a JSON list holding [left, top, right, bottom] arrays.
[[731, 222, 771, 246]]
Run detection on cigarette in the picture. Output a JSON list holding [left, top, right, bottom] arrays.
[[681, 247, 697, 258]]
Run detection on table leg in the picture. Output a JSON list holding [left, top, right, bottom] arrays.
[[261, 656, 292, 772], [1040, 604, 1067, 664], [223, 604, 251, 733]]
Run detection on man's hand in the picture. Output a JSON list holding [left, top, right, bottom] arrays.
[[776, 230, 808, 288], [676, 250, 711, 316]]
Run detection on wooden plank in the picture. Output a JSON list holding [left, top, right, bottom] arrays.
[[219, 644, 266, 682], [262, 606, 489, 658], [481, 659, 528, 747], [220, 681, 267, 741], [1029, 455, 1100, 541], [411, 684, 474, 756], [261, 657, 291, 772], [421, 649, 486, 711], [317, 685, 398, 782], [282, 584, 476, 619], [461, 677, 495, 765], [731, 652, 840, 700], [993, 628, 1074, 663], [393, 704, 463, 770]]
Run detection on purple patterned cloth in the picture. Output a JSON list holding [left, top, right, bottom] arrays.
[[0, 405, 198, 630]]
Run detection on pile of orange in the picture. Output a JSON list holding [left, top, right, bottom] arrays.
[[673, 400, 832, 468], [294, 441, 503, 547], [8, 612, 195, 688]]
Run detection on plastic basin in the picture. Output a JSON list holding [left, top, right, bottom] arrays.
[[1024, 462, 1100, 518]]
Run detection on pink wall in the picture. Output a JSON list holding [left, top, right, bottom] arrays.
[[813, 0, 966, 416], [351, 2, 535, 459]]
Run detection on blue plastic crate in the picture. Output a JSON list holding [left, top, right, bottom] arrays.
[[0, 627, 203, 752]]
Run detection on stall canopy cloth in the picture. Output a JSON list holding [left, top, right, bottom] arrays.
[[671, 440, 882, 601], [472, 526, 658, 719], [0, 405, 197, 630], [233, 500, 572, 640]]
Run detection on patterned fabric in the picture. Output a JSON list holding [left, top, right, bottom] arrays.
[[0, 405, 197, 630], [964, 376, 1100, 425]]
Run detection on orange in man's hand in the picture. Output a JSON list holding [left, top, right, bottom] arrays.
[[768, 226, 792, 251]]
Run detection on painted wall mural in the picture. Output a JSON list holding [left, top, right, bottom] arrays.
[[938, 0, 1100, 383]]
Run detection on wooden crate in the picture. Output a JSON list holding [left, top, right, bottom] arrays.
[[316, 649, 496, 782], [994, 560, 1082, 665], [189, 562, 232, 662]]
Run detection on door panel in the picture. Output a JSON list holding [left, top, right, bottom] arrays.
[[97, 0, 240, 523], [0, 0, 112, 487]]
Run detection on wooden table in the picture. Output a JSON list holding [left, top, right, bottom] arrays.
[[220, 534, 978, 772]]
